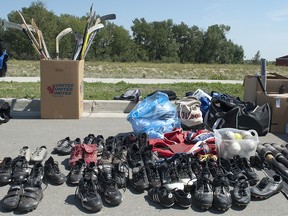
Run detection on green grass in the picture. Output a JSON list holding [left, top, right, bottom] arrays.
[[0, 81, 243, 100], [4, 60, 287, 100]]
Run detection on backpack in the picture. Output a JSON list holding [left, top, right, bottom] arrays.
[[0, 101, 11, 124]]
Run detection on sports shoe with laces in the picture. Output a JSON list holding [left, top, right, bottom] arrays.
[[92, 135, 105, 159], [99, 136, 115, 164], [44, 156, 66, 185], [113, 162, 129, 189], [76, 170, 103, 212], [172, 188, 192, 208], [27, 162, 44, 187], [2, 183, 23, 210], [83, 161, 98, 183], [83, 134, 95, 144], [158, 156, 184, 191], [69, 142, 83, 167], [68, 159, 86, 185], [191, 162, 213, 210], [251, 174, 283, 199], [234, 155, 259, 186], [128, 143, 149, 191], [147, 186, 174, 208], [18, 146, 31, 162], [0, 157, 13, 185], [176, 154, 197, 187], [212, 172, 232, 211], [231, 175, 251, 206], [219, 157, 243, 186], [138, 132, 149, 150], [30, 146, 48, 162], [53, 137, 72, 155], [12, 156, 31, 183], [98, 164, 123, 205]]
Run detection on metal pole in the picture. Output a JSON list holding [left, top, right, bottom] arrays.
[[260, 58, 267, 93]]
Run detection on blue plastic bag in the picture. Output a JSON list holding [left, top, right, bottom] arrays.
[[127, 92, 181, 139]]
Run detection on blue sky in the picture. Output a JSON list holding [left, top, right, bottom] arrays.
[[1, 0, 288, 61]]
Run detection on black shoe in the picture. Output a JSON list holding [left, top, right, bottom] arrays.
[[99, 136, 115, 164], [68, 159, 86, 185], [147, 186, 174, 208], [113, 144, 127, 164], [191, 162, 213, 210], [177, 154, 197, 188], [12, 156, 30, 183], [158, 157, 184, 191], [17, 184, 43, 212], [251, 174, 283, 199], [212, 172, 232, 212], [231, 175, 251, 206], [98, 164, 123, 205], [172, 189, 192, 208], [53, 137, 71, 154], [83, 134, 95, 144], [0, 157, 13, 185], [27, 162, 44, 187], [128, 143, 149, 191], [77, 172, 103, 212], [113, 162, 129, 189], [234, 155, 259, 186], [219, 157, 243, 186], [2, 183, 23, 210], [83, 161, 98, 183], [92, 135, 105, 159], [44, 156, 66, 185]]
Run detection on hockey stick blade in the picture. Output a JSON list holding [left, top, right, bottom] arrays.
[[55, 27, 73, 60]]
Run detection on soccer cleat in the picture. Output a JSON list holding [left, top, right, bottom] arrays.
[[172, 189, 192, 208], [30, 146, 48, 162], [2, 183, 23, 210], [53, 137, 72, 155], [12, 156, 31, 183], [212, 172, 232, 212], [68, 159, 86, 185], [77, 172, 103, 212], [44, 156, 66, 185], [18, 146, 31, 162], [231, 175, 251, 206], [98, 164, 123, 205], [17, 184, 43, 212], [177, 154, 197, 187], [251, 174, 283, 199], [147, 186, 174, 208], [0, 157, 13, 185], [27, 162, 44, 187], [113, 162, 129, 189], [191, 162, 213, 210]]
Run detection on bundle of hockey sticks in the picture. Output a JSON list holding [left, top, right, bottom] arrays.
[[1, 4, 116, 60]]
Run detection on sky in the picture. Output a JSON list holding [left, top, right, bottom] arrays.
[[1, 0, 288, 61]]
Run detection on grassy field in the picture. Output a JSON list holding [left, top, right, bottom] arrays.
[[2, 60, 288, 100], [6, 60, 288, 79]]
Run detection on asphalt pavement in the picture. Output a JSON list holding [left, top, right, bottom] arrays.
[[0, 76, 288, 215]]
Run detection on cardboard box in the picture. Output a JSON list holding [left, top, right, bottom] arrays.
[[257, 92, 288, 133], [243, 73, 288, 103], [40, 60, 84, 119]]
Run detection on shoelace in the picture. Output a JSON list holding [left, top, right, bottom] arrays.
[[237, 180, 249, 196]]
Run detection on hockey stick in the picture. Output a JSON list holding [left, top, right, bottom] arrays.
[[17, 10, 47, 59], [72, 32, 83, 60], [55, 27, 73, 60], [2, 20, 35, 32], [78, 4, 94, 60], [31, 18, 51, 59], [83, 14, 116, 59]]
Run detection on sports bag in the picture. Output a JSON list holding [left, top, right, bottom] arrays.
[[204, 93, 270, 136], [175, 96, 203, 128]]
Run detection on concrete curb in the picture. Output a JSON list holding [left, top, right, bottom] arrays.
[[1, 98, 136, 119]]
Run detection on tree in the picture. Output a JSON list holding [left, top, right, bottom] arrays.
[[252, 50, 261, 65]]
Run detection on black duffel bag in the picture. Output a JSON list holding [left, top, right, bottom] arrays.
[[204, 93, 270, 136]]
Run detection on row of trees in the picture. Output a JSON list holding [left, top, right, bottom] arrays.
[[0, 1, 246, 63]]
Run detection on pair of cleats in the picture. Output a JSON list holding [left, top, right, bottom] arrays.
[[148, 186, 192, 208], [19, 146, 48, 163]]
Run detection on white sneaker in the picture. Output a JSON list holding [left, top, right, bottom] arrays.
[[18, 146, 31, 162], [30, 146, 48, 162]]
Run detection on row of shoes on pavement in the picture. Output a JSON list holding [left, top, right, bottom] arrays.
[[0, 154, 67, 212], [147, 154, 283, 212]]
